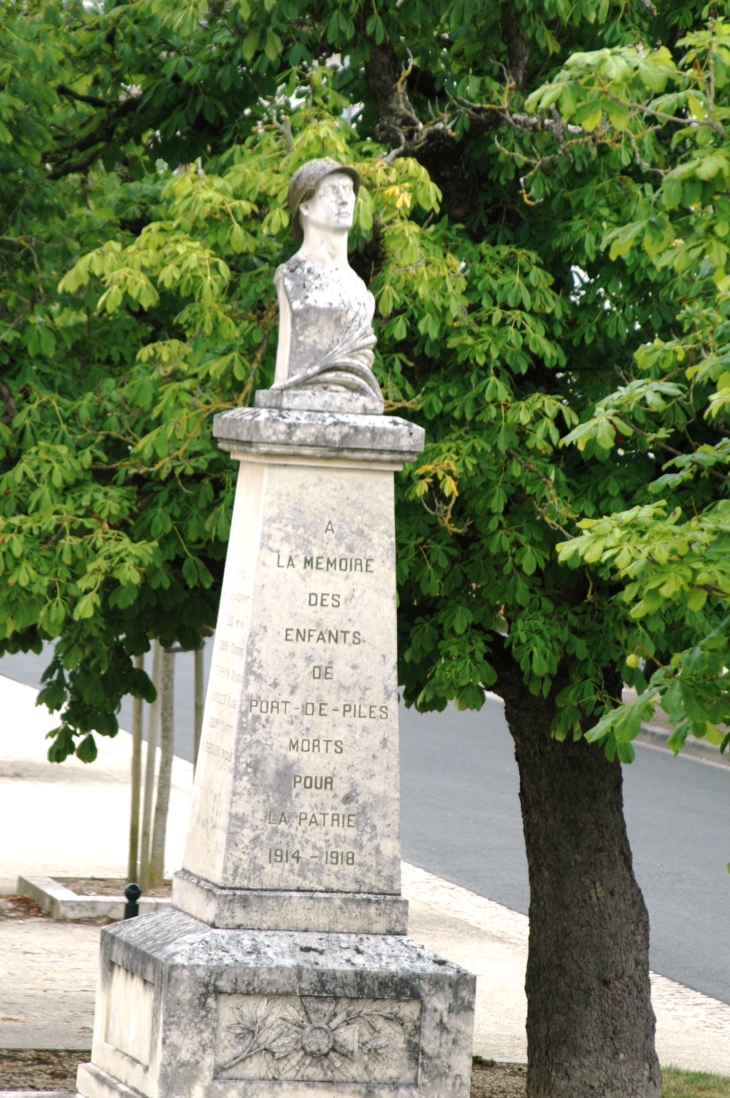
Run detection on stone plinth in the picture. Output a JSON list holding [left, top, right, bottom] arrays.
[[77, 909, 475, 1098], [77, 406, 475, 1098], [173, 867, 407, 934]]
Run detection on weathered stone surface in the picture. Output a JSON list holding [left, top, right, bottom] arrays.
[[255, 386, 379, 416], [269, 255, 383, 415], [178, 434, 412, 918], [76, 909, 475, 1098], [214, 992, 422, 1083], [214, 407, 424, 463], [268, 162, 384, 416], [173, 868, 408, 933]]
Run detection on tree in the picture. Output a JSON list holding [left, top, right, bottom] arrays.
[[4, 0, 730, 1094]]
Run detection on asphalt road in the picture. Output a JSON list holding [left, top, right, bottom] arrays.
[[3, 646, 729, 1005], [399, 697, 730, 1006]]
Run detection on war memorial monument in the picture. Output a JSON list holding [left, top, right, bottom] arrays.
[[75, 158, 476, 1098]]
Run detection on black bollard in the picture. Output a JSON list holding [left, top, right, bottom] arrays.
[[124, 882, 142, 919]]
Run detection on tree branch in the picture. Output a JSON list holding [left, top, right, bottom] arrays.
[[500, 5, 531, 91], [56, 84, 111, 109], [0, 380, 18, 425], [48, 90, 143, 179], [364, 42, 421, 147]]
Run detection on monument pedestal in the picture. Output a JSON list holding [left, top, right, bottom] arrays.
[[77, 911, 474, 1098], [77, 408, 475, 1098]]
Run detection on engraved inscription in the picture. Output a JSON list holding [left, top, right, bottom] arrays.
[[185, 465, 401, 894], [295, 811, 355, 827], [247, 699, 388, 720], [308, 592, 340, 606], [264, 810, 355, 829], [249, 699, 291, 714], [288, 738, 343, 754], [275, 553, 374, 572], [304, 556, 373, 572], [267, 847, 300, 861], [293, 774, 334, 790], [214, 994, 421, 1083], [284, 628, 362, 644], [206, 743, 232, 762]]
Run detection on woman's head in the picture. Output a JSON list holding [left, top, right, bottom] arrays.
[[288, 158, 360, 243]]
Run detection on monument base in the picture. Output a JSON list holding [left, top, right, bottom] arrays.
[[76, 909, 475, 1098], [173, 868, 409, 934]]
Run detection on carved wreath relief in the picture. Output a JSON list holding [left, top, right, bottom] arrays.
[[215, 994, 422, 1083]]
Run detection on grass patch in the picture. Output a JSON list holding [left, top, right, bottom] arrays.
[[465, 1063, 730, 1098], [663, 1068, 730, 1097]]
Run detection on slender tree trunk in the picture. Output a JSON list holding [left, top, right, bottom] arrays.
[[498, 678, 661, 1098], [127, 653, 144, 882], [149, 648, 174, 888], [194, 644, 204, 773], [139, 639, 161, 891]]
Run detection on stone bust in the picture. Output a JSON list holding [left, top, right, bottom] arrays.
[[255, 158, 384, 415]]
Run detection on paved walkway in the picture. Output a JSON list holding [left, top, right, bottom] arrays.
[[1, 675, 729, 1074]]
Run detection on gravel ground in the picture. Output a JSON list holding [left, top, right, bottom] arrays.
[[0, 1049, 86, 1091], [0, 1051, 527, 1095], [4, 1052, 727, 1096], [471, 1061, 527, 1096], [0, 896, 44, 920]]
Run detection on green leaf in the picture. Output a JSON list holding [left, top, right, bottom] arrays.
[[662, 177, 683, 210], [606, 220, 645, 260], [575, 101, 603, 131], [638, 59, 670, 92], [696, 154, 728, 181], [605, 100, 629, 130], [686, 588, 708, 611], [559, 83, 579, 118], [76, 734, 98, 763], [264, 29, 282, 61], [74, 592, 100, 620], [242, 28, 260, 60], [595, 418, 616, 449]]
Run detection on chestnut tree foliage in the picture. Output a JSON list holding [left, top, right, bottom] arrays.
[[4, 0, 730, 765], [9, 0, 730, 1091]]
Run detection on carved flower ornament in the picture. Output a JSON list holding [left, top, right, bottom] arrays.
[[218, 995, 409, 1081]]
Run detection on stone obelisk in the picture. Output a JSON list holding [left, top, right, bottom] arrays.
[[76, 158, 475, 1098]]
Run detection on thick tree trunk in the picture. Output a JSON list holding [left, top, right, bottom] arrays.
[[497, 679, 661, 1098]]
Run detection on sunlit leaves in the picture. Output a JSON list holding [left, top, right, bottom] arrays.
[[6, 0, 730, 768], [558, 501, 730, 620]]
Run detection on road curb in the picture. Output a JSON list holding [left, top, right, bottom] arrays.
[[637, 724, 730, 768], [0, 1092, 77, 1097]]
